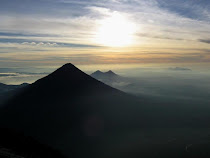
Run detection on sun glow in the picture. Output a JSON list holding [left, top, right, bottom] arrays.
[[96, 12, 137, 47]]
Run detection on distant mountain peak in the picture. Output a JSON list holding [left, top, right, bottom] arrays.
[[95, 70, 103, 74], [91, 70, 103, 76], [104, 70, 118, 77], [91, 70, 119, 79], [106, 70, 116, 75]]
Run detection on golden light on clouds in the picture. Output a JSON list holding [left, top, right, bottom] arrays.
[[95, 12, 137, 47]]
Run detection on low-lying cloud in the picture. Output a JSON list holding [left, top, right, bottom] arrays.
[[168, 67, 192, 71], [199, 39, 210, 44]]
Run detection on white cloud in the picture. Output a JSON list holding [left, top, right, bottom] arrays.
[[0, 0, 210, 66]]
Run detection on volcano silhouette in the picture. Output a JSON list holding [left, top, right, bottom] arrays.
[[0, 63, 148, 157], [1, 63, 210, 158]]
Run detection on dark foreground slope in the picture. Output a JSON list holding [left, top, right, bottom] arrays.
[[0, 128, 65, 158], [1, 63, 210, 158]]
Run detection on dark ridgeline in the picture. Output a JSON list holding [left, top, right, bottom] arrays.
[[1, 63, 210, 158]]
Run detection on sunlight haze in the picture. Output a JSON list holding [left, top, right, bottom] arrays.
[[0, 0, 209, 67]]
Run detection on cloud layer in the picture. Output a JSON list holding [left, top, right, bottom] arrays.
[[0, 0, 210, 66]]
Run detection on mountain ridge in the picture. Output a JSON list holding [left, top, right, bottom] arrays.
[[1, 63, 210, 158], [91, 70, 119, 78], [0, 63, 147, 157]]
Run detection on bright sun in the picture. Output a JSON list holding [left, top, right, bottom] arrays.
[[96, 12, 136, 47]]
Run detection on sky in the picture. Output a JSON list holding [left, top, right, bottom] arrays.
[[0, 0, 210, 67]]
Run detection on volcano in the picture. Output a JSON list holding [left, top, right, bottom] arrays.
[[0, 63, 147, 157], [1, 63, 210, 158]]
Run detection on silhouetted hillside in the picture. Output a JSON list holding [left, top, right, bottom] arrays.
[[0, 63, 146, 157], [1, 63, 210, 158], [0, 128, 66, 158]]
